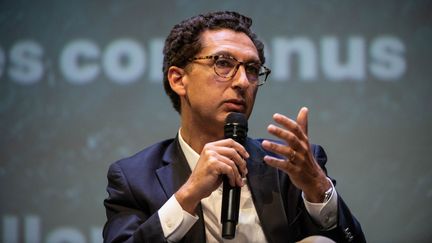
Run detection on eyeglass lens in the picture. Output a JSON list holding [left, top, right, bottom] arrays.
[[214, 57, 265, 83]]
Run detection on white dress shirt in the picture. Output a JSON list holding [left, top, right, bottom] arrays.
[[158, 130, 338, 242]]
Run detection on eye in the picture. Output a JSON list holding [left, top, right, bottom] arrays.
[[215, 57, 236, 69], [245, 64, 261, 76]]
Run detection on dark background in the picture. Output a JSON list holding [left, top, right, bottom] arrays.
[[1, 0, 431, 242]]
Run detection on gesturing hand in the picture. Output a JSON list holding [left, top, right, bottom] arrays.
[[175, 138, 249, 214], [261, 107, 331, 203]]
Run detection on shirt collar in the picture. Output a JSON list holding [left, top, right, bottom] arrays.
[[178, 128, 199, 171]]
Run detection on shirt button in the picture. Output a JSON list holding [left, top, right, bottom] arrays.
[[167, 220, 173, 228]]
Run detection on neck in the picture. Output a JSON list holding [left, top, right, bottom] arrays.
[[180, 116, 224, 154]]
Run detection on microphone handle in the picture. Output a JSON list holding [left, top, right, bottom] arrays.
[[221, 175, 241, 239]]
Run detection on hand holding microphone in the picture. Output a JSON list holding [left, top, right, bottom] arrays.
[[175, 113, 248, 216]]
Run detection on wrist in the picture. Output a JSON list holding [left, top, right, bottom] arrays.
[[175, 183, 200, 214], [303, 177, 332, 203]]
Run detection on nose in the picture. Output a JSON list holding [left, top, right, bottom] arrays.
[[231, 65, 250, 90]]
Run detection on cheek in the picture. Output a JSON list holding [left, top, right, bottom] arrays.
[[188, 82, 221, 106], [247, 87, 258, 102], [245, 88, 258, 112]]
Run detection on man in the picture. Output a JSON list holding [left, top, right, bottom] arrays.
[[103, 11, 365, 243]]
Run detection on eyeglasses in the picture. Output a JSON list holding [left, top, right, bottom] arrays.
[[189, 55, 271, 86]]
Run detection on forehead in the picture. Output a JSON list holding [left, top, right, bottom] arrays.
[[198, 29, 259, 61]]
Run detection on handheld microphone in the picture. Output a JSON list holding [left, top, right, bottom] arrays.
[[221, 112, 248, 239]]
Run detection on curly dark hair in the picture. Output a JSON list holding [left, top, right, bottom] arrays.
[[162, 11, 265, 113]]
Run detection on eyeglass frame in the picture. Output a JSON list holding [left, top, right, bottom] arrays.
[[188, 55, 271, 86]]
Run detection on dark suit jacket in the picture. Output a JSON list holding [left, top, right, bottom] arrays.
[[103, 137, 366, 243]]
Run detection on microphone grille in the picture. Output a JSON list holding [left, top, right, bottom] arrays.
[[225, 112, 248, 129], [224, 112, 248, 144]]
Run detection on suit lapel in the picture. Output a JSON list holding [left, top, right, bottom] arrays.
[[246, 138, 297, 243], [156, 138, 190, 198], [155, 137, 206, 242]]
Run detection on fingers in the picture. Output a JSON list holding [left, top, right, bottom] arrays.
[[266, 124, 305, 152], [216, 154, 244, 187], [262, 107, 311, 172], [263, 155, 296, 173], [216, 146, 248, 177], [261, 140, 304, 162], [200, 139, 249, 187], [272, 113, 308, 140], [214, 139, 249, 179], [297, 107, 308, 136], [266, 108, 310, 151], [218, 138, 249, 160]]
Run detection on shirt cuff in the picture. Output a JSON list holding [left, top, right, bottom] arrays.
[[302, 177, 338, 230], [158, 195, 199, 242]]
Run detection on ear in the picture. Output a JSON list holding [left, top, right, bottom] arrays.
[[168, 66, 187, 96]]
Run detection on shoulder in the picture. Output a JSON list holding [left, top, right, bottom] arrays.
[[108, 138, 175, 175]]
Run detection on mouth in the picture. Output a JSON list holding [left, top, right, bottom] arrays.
[[223, 99, 246, 113]]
